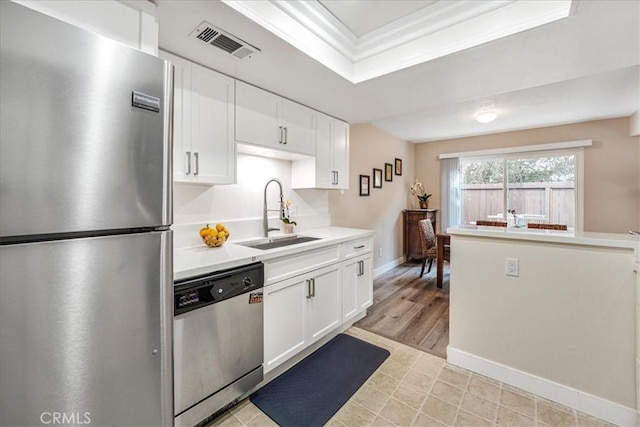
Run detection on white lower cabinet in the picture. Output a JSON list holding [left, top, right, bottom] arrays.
[[263, 275, 307, 373], [263, 237, 373, 374], [263, 263, 341, 373], [342, 253, 373, 323], [307, 264, 342, 342]]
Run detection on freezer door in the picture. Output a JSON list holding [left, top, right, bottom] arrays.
[[0, 2, 173, 238], [0, 231, 173, 427]]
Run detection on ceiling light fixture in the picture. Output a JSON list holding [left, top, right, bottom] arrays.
[[475, 111, 498, 123]]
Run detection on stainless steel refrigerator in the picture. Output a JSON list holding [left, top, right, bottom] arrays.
[[0, 2, 173, 426]]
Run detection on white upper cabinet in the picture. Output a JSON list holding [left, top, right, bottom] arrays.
[[14, 0, 158, 55], [291, 113, 350, 190], [235, 81, 315, 156], [160, 50, 235, 185]]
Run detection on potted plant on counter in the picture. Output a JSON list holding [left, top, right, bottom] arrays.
[[282, 199, 297, 234]]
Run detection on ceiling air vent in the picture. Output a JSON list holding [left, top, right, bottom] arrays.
[[190, 22, 260, 59]]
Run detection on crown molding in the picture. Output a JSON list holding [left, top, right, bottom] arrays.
[[222, 0, 572, 84]]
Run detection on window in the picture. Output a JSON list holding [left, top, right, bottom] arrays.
[[460, 150, 580, 229]]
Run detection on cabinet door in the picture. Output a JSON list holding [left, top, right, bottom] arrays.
[[307, 264, 341, 343], [280, 99, 315, 156], [332, 119, 349, 190], [356, 255, 373, 311], [342, 258, 359, 322], [190, 63, 235, 184], [263, 277, 307, 373], [342, 254, 373, 323], [314, 113, 333, 188], [235, 81, 280, 149], [159, 51, 192, 182]]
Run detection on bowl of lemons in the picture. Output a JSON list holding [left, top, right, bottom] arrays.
[[199, 223, 230, 248]]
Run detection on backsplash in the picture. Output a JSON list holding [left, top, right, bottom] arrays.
[[173, 153, 331, 248]]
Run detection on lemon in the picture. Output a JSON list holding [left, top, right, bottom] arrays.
[[216, 223, 225, 232], [199, 224, 211, 237]]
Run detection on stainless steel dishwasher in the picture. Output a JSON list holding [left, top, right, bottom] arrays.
[[173, 262, 264, 427]]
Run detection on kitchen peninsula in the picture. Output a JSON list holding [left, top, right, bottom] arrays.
[[447, 226, 640, 426]]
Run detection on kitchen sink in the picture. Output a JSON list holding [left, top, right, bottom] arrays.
[[238, 236, 322, 250]]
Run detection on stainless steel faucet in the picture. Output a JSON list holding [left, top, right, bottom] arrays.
[[263, 178, 285, 237]]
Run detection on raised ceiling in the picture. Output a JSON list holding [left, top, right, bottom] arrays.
[[318, 0, 436, 37], [222, 0, 574, 83], [156, 0, 640, 143]]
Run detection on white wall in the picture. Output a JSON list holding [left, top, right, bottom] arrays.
[[173, 153, 330, 248]]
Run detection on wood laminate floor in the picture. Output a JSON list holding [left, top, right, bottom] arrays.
[[355, 261, 450, 359]]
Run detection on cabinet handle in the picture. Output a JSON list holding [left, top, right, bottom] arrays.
[[334, 171, 339, 185], [186, 151, 192, 175], [306, 279, 312, 299], [311, 278, 315, 297], [357, 260, 364, 276], [283, 127, 288, 144], [279, 126, 283, 144], [354, 245, 365, 250], [194, 152, 199, 176]]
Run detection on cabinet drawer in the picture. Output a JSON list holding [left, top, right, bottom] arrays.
[[341, 238, 373, 259], [265, 246, 340, 285]]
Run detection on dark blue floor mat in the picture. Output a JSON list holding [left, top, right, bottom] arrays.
[[250, 333, 390, 426]]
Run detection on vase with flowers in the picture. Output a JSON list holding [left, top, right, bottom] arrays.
[[410, 179, 432, 209], [281, 199, 297, 234]]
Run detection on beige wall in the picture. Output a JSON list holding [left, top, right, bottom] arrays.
[[414, 117, 640, 233], [449, 234, 637, 414], [330, 123, 414, 271]]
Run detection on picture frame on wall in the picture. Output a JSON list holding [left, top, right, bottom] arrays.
[[373, 168, 382, 188], [395, 158, 403, 176], [359, 175, 370, 196], [385, 163, 393, 181]]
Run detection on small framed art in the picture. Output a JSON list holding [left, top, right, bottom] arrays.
[[373, 168, 382, 188], [385, 163, 393, 181], [359, 175, 370, 196], [395, 158, 403, 176]]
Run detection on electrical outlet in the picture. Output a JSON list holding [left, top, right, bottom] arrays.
[[505, 258, 519, 277], [378, 248, 383, 257]]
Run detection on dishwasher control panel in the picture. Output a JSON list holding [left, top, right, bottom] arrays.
[[174, 262, 264, 315]]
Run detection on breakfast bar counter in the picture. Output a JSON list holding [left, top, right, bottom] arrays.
[[448, 225, 640, 259], [446, 226, 639, 426]]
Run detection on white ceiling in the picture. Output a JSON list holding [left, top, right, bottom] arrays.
[[155, 0, 640, 143], [318, 0, 436, 37]]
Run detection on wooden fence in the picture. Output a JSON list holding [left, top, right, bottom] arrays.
[[462, 182, 575, 227]]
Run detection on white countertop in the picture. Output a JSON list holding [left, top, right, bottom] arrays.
[[448, 225, 640, 259], [174, 226, 375, 281]]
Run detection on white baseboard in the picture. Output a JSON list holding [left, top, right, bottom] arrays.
[[447, 347, 639, 427], [373, 257, 405, 278]]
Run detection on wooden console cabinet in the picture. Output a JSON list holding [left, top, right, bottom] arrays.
[[403, 209, 438, 262]]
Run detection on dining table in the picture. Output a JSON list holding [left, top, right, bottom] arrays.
[[436, 233, 450, 288]]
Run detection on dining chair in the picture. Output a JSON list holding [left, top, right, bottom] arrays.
[[475, 220, 507, 227], [527, 223, 568, 230], [418, 218, 449, 277]]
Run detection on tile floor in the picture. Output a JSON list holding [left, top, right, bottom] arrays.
[[207, 327, 618, 427]]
